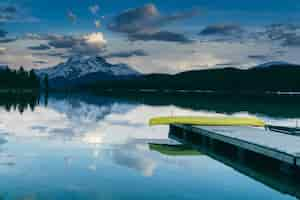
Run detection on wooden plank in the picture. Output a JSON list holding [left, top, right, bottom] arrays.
[[173, 124, 300, 166]]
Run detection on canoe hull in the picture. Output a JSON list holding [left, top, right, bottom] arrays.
[[149, 116, 266, 127]]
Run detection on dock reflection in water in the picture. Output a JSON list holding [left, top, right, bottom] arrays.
[[156, 127, 300, 199], [0, 92, 300, 199]]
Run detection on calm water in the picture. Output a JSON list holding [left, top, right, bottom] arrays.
[[0, 93, 299, 200]]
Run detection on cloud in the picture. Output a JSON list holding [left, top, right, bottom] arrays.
[[112, 141, 156, 177], [48, 35, 77, 49], [262, 23, 300, 47], [71, 32, 107, 55], [0, 4, 39, 23], [200, 24, 244, 36], [264, 24, 299, 40], [34, 51, 68, 58], [94, 20, 101, 28], [282, 34, 300, 47], [248, 54, 269, 61], [3, 6, 17, 14], [24, 33, 44, 40], [108, 4, 160, 34], [215, 62, 241, 67], [0, 47, 7, 54], [47, 32, 107, 55], [36, 52, 69, 58], [105, 49, 148, 58], [0, 29, 7, 37], [33, 60, 48, 64], [0, 38, 17, 43], [108, 4, 198, 43], [24, 32, 107, 55], [28, 44, 51, 51], [129, 31, 194, 44], [67, 10, 77, 24], [0, 5, 17, 22], [89, 5, 100, 15]]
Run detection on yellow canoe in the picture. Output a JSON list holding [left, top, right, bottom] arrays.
[[149, 116, 266, 127]]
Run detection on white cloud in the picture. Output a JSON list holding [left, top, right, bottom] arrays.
[[89, 5, 100, 15], [83, 32, 106, 46], [71, 32, 107, 55], [94, 20, 101, 28], [67, 10, 77, 24], [0, 47, 7, 54]]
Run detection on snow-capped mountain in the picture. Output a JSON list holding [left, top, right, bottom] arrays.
[[36, 55, 141, 88], [253, 61, 299, 69]]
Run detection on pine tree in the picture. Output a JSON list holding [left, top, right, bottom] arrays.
[[44, 74, 49, 92]]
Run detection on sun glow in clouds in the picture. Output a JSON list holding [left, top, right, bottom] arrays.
[[84, 32, 107, 46]]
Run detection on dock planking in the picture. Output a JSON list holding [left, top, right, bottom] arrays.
[[171, 124, 300, 168]]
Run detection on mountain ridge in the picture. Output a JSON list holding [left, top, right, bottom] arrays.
[[35, 55, 141, 88], [30, 58, 300, 90]]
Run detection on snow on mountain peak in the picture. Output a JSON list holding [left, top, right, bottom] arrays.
[[254, 61, 294, 68], [36, 55, 140, 80]]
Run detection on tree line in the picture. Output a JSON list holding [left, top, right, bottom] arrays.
[[0, 67, 40, 90], [88, 65, 300, 93]]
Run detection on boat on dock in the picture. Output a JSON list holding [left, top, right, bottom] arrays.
[[149, 116, 266, 127], [149, 116, 300, 174]]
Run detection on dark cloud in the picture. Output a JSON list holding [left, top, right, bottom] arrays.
[[282, 34, 300, 47], [108, 4, 161, 34], [47, 52, 69, 58], [200, 24, 244, 36], [28, 44, 51, 51], [0, 4, 38, 23], [33, 51, 69, 59], [108, 4, 198, 43], [105, 49, 148, 58], [33, 60, 48, 64], [129, 31, 194, 44], [0, 4, 18, 22], [262, 23, 300, 47], [248, 55, 269, 60], [27, 33, 107, 57], [197, 23, 300, 47], [0, 29, 8, 38], [0, 38, 17, 43], [3, 6, 17, 14], [215, 62, 241, 67], [48, 35, 77, 49], [0, 14, 14, 22], [264, 24, 300, 40], [46, 33, 107, 55]]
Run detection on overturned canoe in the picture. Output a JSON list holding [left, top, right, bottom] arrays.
[[149, 116, 266, 127]]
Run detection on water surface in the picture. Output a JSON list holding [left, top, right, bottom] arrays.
[[0, 93, 299, 200]]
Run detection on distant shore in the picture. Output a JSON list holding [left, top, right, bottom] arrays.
[[0, 89, 40, 94], [88, 88, 300, 97]]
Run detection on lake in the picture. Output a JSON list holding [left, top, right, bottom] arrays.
[[0, 93, 299, 200]]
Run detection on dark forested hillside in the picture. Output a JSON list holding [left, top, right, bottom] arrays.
[[87, 65, 300, 93], [0, 67, 40, 90]]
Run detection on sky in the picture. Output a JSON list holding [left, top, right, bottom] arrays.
[[0, 0, 300, 73]]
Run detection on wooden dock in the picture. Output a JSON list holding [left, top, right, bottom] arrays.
[[170, 124, 300, 169]]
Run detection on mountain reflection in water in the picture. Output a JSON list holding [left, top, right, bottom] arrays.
[[0, 92, 298, 199]]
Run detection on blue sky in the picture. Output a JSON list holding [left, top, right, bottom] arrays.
[[0, 0, 300, 73]]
